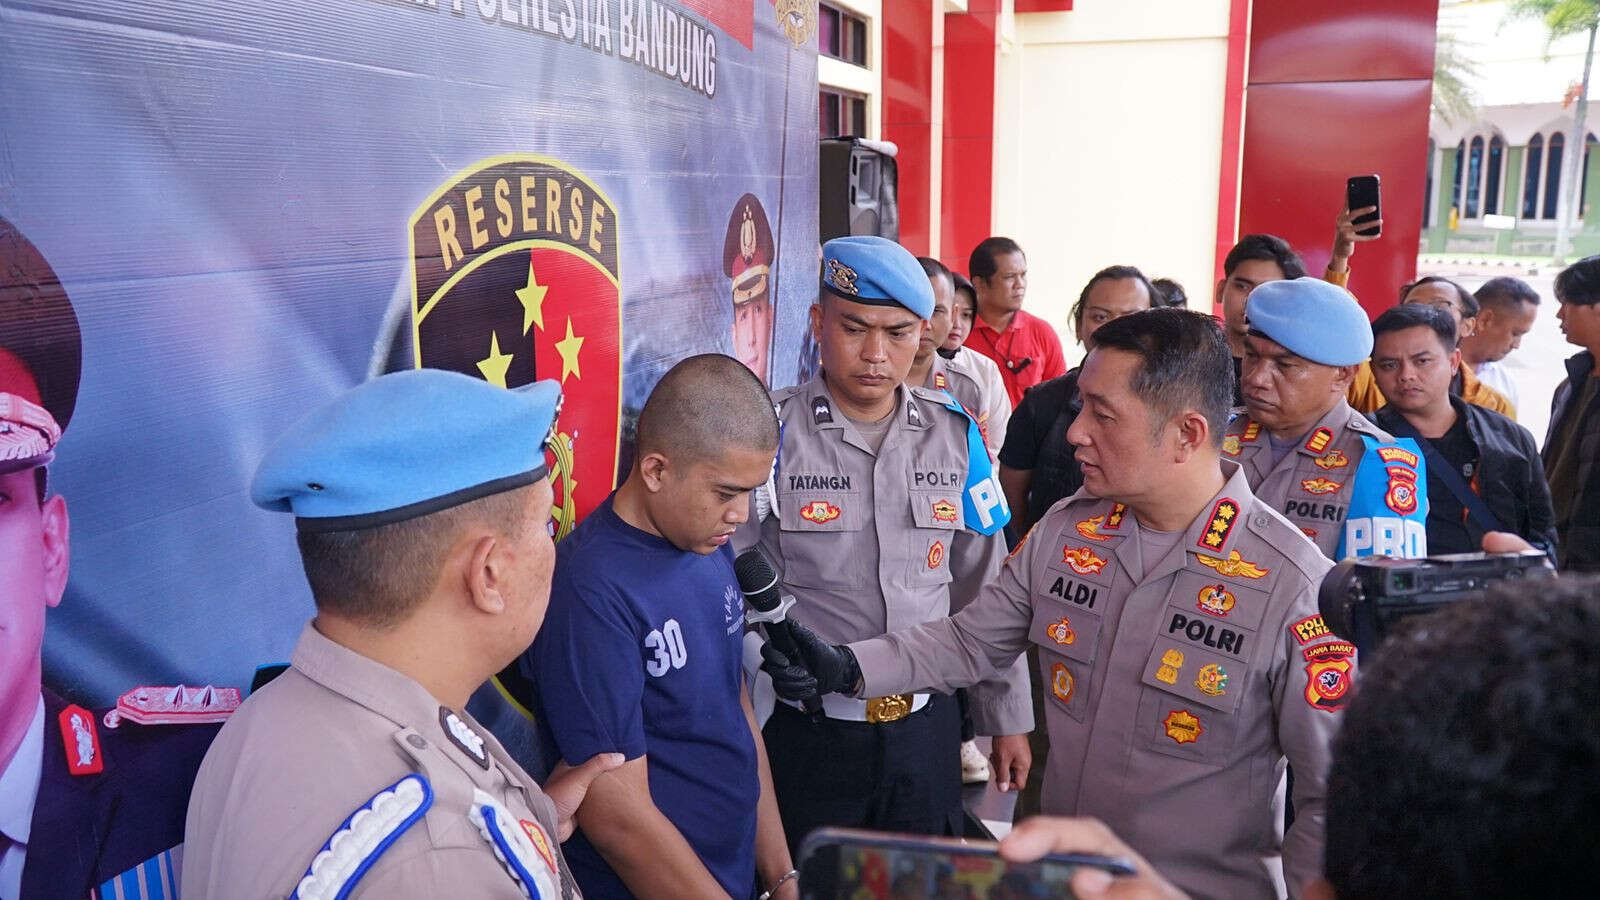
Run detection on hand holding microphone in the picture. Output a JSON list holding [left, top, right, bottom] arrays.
[[757, 619, 861, 700], [735, 550, 861, 713]]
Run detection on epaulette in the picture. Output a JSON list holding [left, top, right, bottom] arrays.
[[103, 684, 241, 728], [290, 774, 433, 900], [470, 789, 562, 899]]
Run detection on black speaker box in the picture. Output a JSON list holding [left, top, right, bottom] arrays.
[[819, 137, 899, 243]]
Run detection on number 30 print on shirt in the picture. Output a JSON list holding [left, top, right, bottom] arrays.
[[644, 618, 689, 677]]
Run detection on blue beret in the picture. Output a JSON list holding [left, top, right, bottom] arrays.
[[821, 235, 934, 319], [1245, 277, 1373, 366], [251, 369, 561, 532]]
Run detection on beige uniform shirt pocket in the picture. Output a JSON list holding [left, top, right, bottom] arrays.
[[776, 489, 867, 588], [907, 488, 962, 586], [1134, 674, 1245, 766], [1133, 569, 1269, 766], [1029, 594, 1102, 722]]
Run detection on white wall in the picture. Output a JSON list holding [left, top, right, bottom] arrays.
[[992, 0, 1230, 363]]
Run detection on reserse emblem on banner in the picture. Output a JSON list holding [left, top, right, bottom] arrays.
[[409, 155, 622, 541]]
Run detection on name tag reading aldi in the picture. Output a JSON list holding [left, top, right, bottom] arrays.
[[1339, 436, 1428, 559]]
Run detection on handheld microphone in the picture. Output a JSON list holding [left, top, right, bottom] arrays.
[[734, 548, 825, 722]]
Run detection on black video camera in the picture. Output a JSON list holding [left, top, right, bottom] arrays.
[[1318, 550, 1555, 654]]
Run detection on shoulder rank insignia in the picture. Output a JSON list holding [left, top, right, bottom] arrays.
[[1196, 549, 1270, 579], [932, 371, 948, 390], [291, 774, 433, 900], [1242, 421, 1261, 443], [812, 396, 833, 426], [1103, 503, 1127, 531], [59, 704, 104, 776], [1197, 498, 1239, 551], [1222, 435, 1242, 456], [1304, 427, 1334, 454], [471, 789, 562, 900], [440, 707, 490, 769], [103, 684, 241, 728]]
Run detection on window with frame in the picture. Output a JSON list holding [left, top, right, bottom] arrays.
[[819, 87, 867, 139], [818, 4, 868, 67], [1465, 136, 1484, 219], [1545, 132, 1565, 220], [1485, 136, 1503, 216], [1452, 141, 1465, 213], [1424, 139, 1434, 228], [1523, 134, 1544, 220]]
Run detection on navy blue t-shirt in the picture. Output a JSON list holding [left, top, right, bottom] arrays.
[[527, 496, 759, 899]]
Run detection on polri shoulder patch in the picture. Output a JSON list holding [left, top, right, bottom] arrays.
[[291, 774, 432, 900]]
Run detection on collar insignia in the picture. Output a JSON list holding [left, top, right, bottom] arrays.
[[440, 707, 490, 769], [1197, 498, 1240, 551], [1304, 427, 1334, 454], [59, 704, 104, 776], [813, 396, 833, 426]]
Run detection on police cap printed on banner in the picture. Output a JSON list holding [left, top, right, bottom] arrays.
[[0, 215, 83, 474], [251, 369, 562, 531], [1245, 277, 1373, 366], [820, 235, 936, 319]]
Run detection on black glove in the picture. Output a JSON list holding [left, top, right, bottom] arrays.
[[758, 620, 861, 700]]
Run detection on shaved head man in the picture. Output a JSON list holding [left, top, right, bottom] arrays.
[[521, 354, 799, 900]]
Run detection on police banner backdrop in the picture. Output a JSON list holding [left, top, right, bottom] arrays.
[[1, 0, 819, 704]]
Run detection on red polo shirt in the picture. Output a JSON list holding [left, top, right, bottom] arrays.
[[964, 309, 1067, 407]]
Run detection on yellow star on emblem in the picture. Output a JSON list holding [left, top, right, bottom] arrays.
[[515, 259, 549, 336], [555, 316, 584, 383], [476, 331, 514, 388]]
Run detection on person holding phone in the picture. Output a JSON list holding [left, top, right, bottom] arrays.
[[763, 309, 1345, 900]]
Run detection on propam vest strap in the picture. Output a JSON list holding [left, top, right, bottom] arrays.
[[1338, 435, 1429, 559], [936, 389, 1010, 535]]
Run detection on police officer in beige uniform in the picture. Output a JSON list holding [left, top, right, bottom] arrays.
[[762, 310, 1349, 900], [183, 370, 620, 899], [739, 236, 1033, 850], [1226, 277, 1394, 559]]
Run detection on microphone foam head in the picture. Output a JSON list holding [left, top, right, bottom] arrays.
[[734, 549, 782, 612]]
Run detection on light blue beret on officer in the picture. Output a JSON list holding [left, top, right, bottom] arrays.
[[1245, 276, 1374, 366], [821, 235, 935, 319], [251, 369, 562, 532]]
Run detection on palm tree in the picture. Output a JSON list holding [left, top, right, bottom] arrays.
[[1433, 29, 1480, 126], [1510, 0, 1600, 263]]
